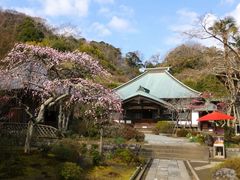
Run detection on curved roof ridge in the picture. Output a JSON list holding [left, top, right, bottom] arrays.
[[114, 70, 148, 90], [164, 70, 201, 96], [146, 67, 170, 72], [114, 67, 170, 90]]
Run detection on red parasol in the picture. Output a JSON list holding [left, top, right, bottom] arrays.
[[197, 111, 234, 122]]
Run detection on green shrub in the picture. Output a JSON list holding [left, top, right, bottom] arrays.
[[118, 125, 145, 142], [87, 126, 100, 138], [231, 136, 240, 144], [187, 133, 197, 142], [213, 157, 240, 178], [114, 137, 126, 144], [189, 131, 199, 136], [196, 134, 205, 144], [51, 144, 79, 162], [135, 131, 145, 142], [224, 126, 235, 141], [60, 162, 82, 180], [154, 121, 174, 134], [90, 144, 99, 151], [114, 149, 134, 164], [39, 143, 52, 156], [91, 150, 102, 166], [79, 143, 87, 155], [176, 129, 189, 137], [225, 136, 240, 148], [204, 134, 214, 146]]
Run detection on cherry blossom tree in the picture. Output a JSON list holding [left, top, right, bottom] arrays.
[[0, 43, 122, 153]]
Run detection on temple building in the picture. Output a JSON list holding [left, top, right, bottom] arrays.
[[114, 67, 217, 128]]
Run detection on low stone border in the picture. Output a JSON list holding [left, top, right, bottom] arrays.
[[130, 158, 152, 180], [186, 160, 200, 180]]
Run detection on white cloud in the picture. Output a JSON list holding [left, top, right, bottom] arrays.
[[165, 34, 184, 46], [40, 0, 90, 17], [176, 9, 198, 24], [166, 10, 220, 48], [94, 0, 114, 4], [119, 5, 134, 18], [14, 7, 38, 17], [55, 24, 82, 38], [97, 4, 136, 33], [98, 7, 112, 17], [229, 3, 240, 25], [108, 16, 132, 31], [98, 4, 135, 19], [74, 0, 89, 16], [202, 13, 218, 29], [169, 9, 200, 34], [91, 22, 112, 36], [220, 0, 235, 5], [98, 7, 110, 14]]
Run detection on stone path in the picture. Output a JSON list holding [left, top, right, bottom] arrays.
[[145, 159, 191, 180], [144, 134, 199, 147]]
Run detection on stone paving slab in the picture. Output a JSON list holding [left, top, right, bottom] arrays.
[[145, 159, 191, 180]]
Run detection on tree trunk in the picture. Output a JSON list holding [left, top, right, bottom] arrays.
[[23, 95, 68, 153], [24, 97, 54, 153], [58, 102, 63, 130], [99, 128, 103, 155], [64, 111, 70, 131], [24, 120, 34, 153]]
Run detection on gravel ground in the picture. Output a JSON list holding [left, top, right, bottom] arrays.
[[189, 161, 222, 180], [144, 134, 200, 147]]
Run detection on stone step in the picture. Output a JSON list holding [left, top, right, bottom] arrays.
[[134, 123, 156, 129], [141, 153, 208, 161], [135, 129, 154, 134], [141, 149, 207, 155], [140, 145, 209, 161], [141, 150, 208, 156], [143, 145, 207, 151], [137, 129, 153, 133]]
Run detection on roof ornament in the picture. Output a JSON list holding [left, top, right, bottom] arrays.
[[137, 85, 150, 94], [139, 66, 146, 73]]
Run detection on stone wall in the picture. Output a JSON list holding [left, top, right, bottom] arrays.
[[209, 147, 240, 159], [226, 148, 240, 158]]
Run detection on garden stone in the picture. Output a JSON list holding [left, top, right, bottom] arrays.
[[212, 168, 238, 180]]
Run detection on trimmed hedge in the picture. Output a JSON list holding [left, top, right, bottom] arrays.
[[153, 121, 174, 134]]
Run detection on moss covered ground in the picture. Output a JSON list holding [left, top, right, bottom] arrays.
[[0, 147, 137, 180]]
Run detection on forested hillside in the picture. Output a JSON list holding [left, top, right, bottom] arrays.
[[162, 44, 228, 97], [0, 9, 228, 97]]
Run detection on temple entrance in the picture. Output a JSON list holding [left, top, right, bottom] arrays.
[[122, 95, 174, 124]]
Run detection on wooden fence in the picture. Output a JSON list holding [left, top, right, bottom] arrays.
[[0, 122, 58, 139]]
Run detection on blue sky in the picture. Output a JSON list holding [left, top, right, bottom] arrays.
[[1, 0, 240, 61]]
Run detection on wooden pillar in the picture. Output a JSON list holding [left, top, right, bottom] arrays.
[[157, 108, 160, 120]]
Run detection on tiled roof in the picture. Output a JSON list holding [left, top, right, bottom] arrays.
[[115, 67, 200, 100]]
